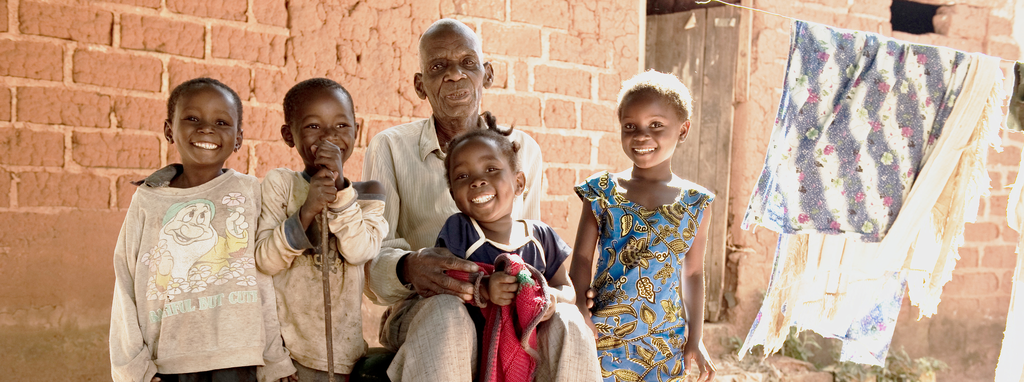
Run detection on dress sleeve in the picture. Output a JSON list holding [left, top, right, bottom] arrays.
[[109, 195, 159, 382], [574, 172, 611, 222], [434, 214, 468, 258], [536, 222, 572, 281]]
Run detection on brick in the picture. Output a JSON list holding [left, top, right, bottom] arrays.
[[946, 271, 999, 296], [167, 142, 249, 173], [940, 297, 979, 314], [168, 59, 252, 100], [0, 128, 65, 166], [18, 171, 110, 209], [1004, 224, 1022, 243], [0, 87, 9, 121], [481, 22, 541, 58], [254, 68, 293, 104], [441, 0, 504, 20], [255, 141, 302, 178], [599, 73, 621, 101], [988, 195, 1008, 218], [212, 26, 287, 66], [549, 33, 606, 67], [964, 222, 1000, 243], [481, 94, 541, 127], [570, 2, 599, 36], [534, 132, 590, 164], [113, 96, 166, 132], [489, 60, 508, 89], [120, 14, 205, 58], [243, 105, 285, 141], [73, 50, 162, 92], [0, 168, 8, 208], [19, 2, 113, 45], [0, 40, 63, 81], [990, 145, 1021, 167], [254, 0, 288, 27], [534, 66, 591, 98], [958, 247, 979, 268], [344, 148, 363, 181], [168, 0, 248, 22], [513, 61, 529, 91], [511, 0, 570, 29], [545, 167, 576, 196], [978, 296, 1011, 316], [0, 0, 6, 32], [116, 175, 144, 209], [982, 245, 1018, 268], [987, 16, 1013, 39], [541, 200, 571, 229], [1002, 270, 1015, 293], [18, 88, 111, 128], [581, 102, 617, 132], [73, 132, 160, 169], [103, 0, 161, 7], [933, 5, 987, 41], [986, 40, 1020, 64], [544, 99, 576, 129], [989, 171, 1005, 190], [598, 133, 631, 169]]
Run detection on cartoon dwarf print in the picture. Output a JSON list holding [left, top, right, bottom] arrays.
[[141, 194, 257, 301]]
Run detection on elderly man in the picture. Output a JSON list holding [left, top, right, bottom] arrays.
[[363, 19, 600, 382]]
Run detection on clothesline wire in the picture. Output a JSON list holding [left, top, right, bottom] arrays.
[[694, 0, 1019, 65]]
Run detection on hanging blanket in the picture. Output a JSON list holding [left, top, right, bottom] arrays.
[[996, 152, 1024, 381], [739, 20, 1006, 366], [449, 253, 550, 382], [742, 20, 972, 242]]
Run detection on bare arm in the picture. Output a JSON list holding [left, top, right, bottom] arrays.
[[682, 209, 716, 382], [567, 201, 600, 333]]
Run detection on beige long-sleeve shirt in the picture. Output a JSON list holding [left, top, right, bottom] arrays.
[[361, 117, 543, 307], [109, 165, 295, 382], [254, 168, 387, 373]]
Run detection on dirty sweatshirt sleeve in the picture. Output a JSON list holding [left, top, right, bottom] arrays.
[[327, 186, 388, 266], [254, 169, 311, 276], [109, 195, 159, 382]]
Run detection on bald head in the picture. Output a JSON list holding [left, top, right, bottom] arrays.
[[418, 19, 481, 66]]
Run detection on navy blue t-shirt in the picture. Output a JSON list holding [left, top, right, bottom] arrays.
[[435, 213, 571, 280]]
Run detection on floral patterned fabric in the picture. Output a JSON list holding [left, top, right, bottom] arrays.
[[742, 20, 971, 242], [575, 172, 713, 382]]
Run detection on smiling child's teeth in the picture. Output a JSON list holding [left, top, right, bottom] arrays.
[[193, 142, 218, 150], [472, 194, 495, 204], [635, 148, 654, 154]]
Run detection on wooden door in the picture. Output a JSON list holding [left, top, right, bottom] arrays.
[[645, 5, 740, 322]]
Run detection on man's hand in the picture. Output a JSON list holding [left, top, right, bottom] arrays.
[[402, 247, 479, 301], [487, 271, 517, 306]]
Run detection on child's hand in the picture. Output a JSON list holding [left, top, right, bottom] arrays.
[[278, 373, 298, 382], [311, 140, 346, 190], [151, 377, 161, 382], [487, 271, 518, 306], [683, 338, 716, 382], [300, 167, 338, 229], [540, 291, 558, 321]]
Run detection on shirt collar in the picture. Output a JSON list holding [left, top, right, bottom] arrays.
[[419, 116, 443, 161]]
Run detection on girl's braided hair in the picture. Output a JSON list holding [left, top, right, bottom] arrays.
[[443, 111, 521, 188]]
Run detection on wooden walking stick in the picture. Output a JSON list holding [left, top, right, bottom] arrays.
[[320, 206, 335, 382]]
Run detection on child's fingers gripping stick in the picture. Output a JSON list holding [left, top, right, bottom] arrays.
[[312, 140, 345, 184]]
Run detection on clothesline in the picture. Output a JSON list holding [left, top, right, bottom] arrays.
[[694, 0, 1020, 65]]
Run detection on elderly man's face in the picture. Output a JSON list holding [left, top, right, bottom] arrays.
[[414, 28, 493, 122]]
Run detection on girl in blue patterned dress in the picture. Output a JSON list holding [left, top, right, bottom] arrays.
[[569, 71, 717, 382]]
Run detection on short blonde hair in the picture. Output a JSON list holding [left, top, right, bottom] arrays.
[[616, 70, 693, 121]]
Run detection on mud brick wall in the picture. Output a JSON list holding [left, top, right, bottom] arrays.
[[0, 0, 643, 379], [726, 0, 1021, 381]]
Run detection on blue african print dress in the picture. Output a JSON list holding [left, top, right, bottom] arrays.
[[575, 172, 714, 382]]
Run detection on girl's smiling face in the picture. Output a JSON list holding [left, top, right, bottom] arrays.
[[618, 92, 690, 170], [164, 85, 242, 170], [447, 136, 525, 224]]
